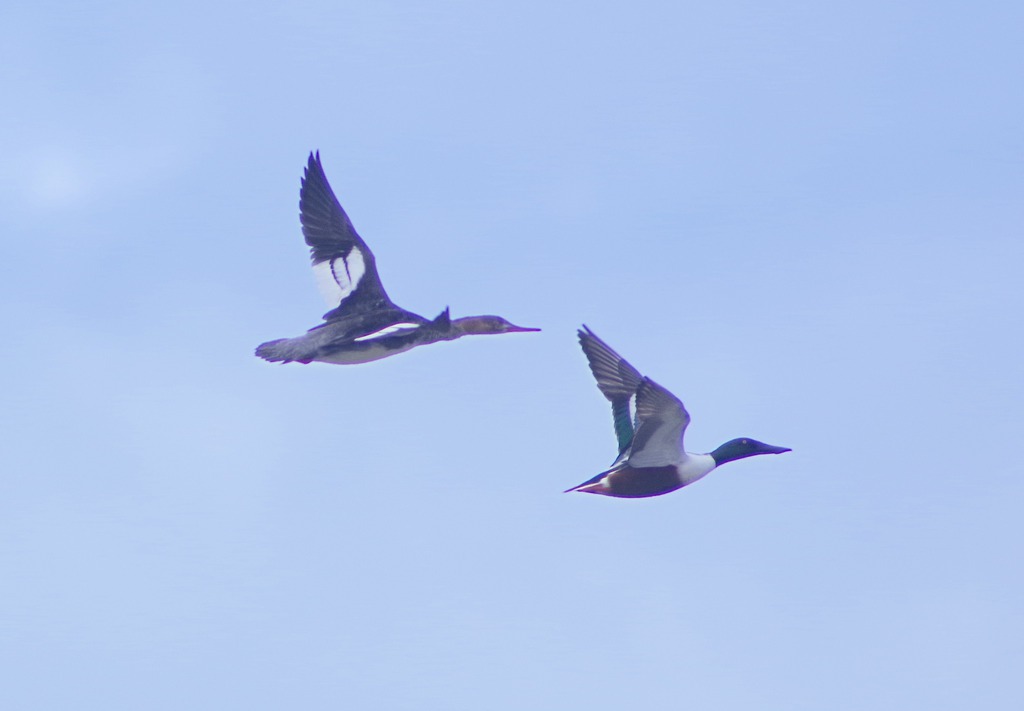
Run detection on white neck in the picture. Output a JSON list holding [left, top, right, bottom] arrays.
[[676, 452, 717, 486]]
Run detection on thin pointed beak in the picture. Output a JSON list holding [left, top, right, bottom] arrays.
[[765, 445, 792, 454], [508, 324, 541, 333]]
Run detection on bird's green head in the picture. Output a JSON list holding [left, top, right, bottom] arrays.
[[710, 438, 791, 466]]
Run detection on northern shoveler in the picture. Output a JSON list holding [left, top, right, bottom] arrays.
[[256, 152, 539, 365], [566, 326, 790, 498]]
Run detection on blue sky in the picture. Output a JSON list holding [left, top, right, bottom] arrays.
[[2, 1, 1022, 709]]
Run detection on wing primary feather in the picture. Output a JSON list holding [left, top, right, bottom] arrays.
[[578, 326, 646, 457], [296, 151, 398, 319]]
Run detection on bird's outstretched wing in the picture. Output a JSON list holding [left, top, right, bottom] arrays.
[[300, 152, 398, 320], [578, 326, 644, 457], [626, 377, 691, 468]]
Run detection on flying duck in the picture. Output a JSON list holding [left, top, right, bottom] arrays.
[[566, 326, 790, 498], [256, 152, 539, 365]]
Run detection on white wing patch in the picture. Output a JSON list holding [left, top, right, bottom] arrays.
[[353, 323, 422, 342], [311, 248, 367, 307]]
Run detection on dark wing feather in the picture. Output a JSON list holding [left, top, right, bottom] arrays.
[[308, 307, 429, 350], [300, 152, 398, 320], [578, 326, 644, 456]]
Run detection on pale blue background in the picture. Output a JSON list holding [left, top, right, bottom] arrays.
[[2, 1, 1022, 709]]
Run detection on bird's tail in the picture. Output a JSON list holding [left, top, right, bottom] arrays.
[[255, 338, 312, 364], [564, 470, 613, 494]]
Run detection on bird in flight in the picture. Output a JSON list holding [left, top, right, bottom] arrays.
[[566, 326, 790, 497], [256, 152, 538, 365]]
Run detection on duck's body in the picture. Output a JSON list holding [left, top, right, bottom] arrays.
[[256, 152, 538, 365], [567, 327, 789, 498], [258, 307, 439, 365], [570, 457, 718, 498]]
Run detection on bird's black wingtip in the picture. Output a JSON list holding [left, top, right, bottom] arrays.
[[304, 150, 323, 175]]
